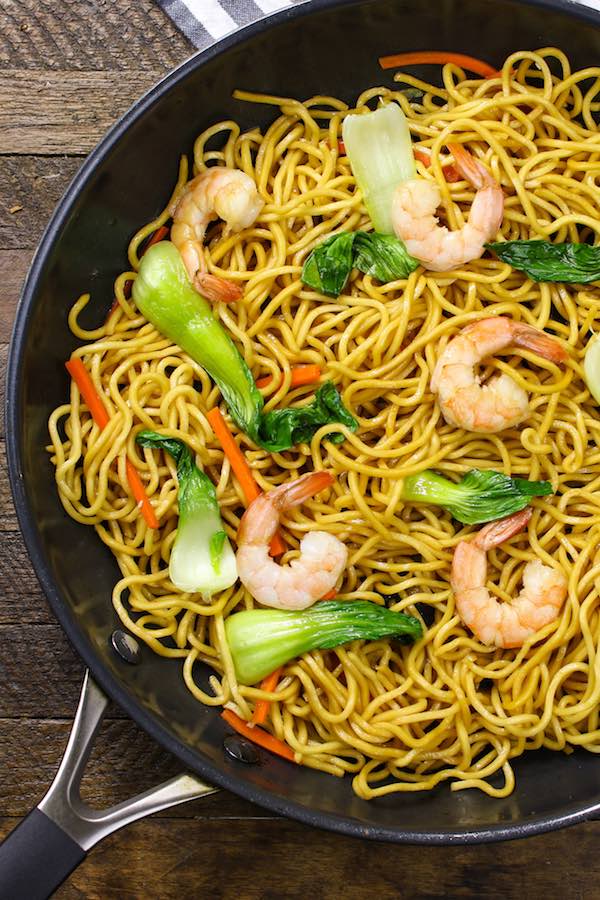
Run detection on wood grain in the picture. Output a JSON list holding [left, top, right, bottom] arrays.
[[0, 814, 598, 900], [0, 0, 191, 72], [0, 70, 165, 154], [0, 156, 81, 248]]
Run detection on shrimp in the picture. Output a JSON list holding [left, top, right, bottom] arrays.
[[170, 166, 264, 303], [391, 143, 504, 271], [431, 316, 568, 433], [236, 471, 348, 610], [451, 508, 568, 649]]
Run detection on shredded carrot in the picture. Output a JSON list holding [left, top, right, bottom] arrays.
[[144, 224, 170, 252], [65, 358, 110, 429], [255, 364, 322, 391], [65, 357, 158, 529], [337, 139, 346, 155], [221, 709, 296, 762], [125, 458, 160, 530], [413, 148, 461, 183], [378, 51, 500, 79], [322, 588, 337, 600], [251, 667, 284, 726], [206, 407, 286, 557]]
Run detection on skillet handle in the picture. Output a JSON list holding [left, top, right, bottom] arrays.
[[0, 671, 218, 899], [0, 809, 86, 900]]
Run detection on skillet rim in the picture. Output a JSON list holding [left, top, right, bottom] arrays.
[[6, 0, 600, 844]]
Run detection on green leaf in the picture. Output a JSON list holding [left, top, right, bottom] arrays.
[[486, 240, 600, 283], [301, 232, 355, 297], [257, 382, 357, 452], [353, 231, 419, 281], [301, 230, 418, 299], [401, 468, 553, 525]]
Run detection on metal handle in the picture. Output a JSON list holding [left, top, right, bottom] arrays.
[[0, 671, 218, 899]]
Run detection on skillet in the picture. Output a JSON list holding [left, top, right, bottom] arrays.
[[2, 0, 600, 895]]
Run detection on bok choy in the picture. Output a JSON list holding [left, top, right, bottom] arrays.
[[401, 468, 553, 525], [225, 601, 423, 684], [342, 102, 416, 233], [136, 431, 237, 596], [301, 230, 418, 297], [486, 240, 600, 283], [133, 242, 357, 451]]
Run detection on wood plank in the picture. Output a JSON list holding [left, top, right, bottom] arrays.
[[1, 0, 191, 72], [0, 815, 598, 900], [0, 156, 81, 249], [0, 249, 30, 338], [0, 70, 166, 154], [0, 719, 266, 820], [0, 622, 89, 715]]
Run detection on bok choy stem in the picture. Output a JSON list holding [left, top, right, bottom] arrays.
[[136, 431, 237, 597], [342, 102, 416, 233], [225, 601, 422, 684], [401, 468, 553, 525], [132, 242, 357, 451]]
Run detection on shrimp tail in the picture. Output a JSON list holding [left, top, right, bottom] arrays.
[[270, 471, 334, 512], [447, 143, 495, 188], [474, 507, 532, 552], [511, 323, 569, 364], [195, 272, 243, 304]]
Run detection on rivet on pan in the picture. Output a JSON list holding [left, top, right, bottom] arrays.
[[111, 629, 141, 664], [223, 734, 260, 764]]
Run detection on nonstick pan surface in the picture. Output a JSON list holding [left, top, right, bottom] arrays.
[[6, 0, 600, 845]]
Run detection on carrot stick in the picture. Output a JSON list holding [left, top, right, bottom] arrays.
[[206, 407, 286, 557], [413, 148, 460, 183], [125, 458, 160, 530], [251, 666, 284, 726], [65, 358, 110, 429], [221, 709, 297, 763], [338, 139, 346, 155], [322, 588, 337, 600], [378, 51, 500, 79], [65, 357, 158, 529], [144, 224, 170, 252], [255, 364, 321, 391]]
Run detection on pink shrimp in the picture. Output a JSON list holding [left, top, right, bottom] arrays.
[[392, 143, 504, 271], [236, 472, 347, 610], [171, 167, 264, 303], [451, 508, 568, 649], [431, 316, 569, 433]]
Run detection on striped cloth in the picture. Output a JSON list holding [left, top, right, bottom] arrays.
[[157, 0, 310, 48], [158, 0, 600, 48]]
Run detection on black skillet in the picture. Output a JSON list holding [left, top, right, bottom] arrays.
[[2, 0, 600, 896]]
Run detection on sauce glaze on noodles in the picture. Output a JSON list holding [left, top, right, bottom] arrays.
[[48, 48, 600, 797]]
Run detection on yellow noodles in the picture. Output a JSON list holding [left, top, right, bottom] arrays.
[[48, 48, 600, 797]]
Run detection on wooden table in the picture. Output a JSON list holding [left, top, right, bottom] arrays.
[[1, 2, 599, 896]]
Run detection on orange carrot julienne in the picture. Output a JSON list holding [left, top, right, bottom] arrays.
[[413, 148, 461, 183], [221, 709, 296, 763], [65, 358, 110, 429], [255, 364, 322, 391], [378, 51, 500, 79], [65, 357, 158, 529], [322, 588, 337, 600], [144, 224, 170, 252], [338, 139, 346, 155], [206, 407, 286, 557], [125, 458, 160, 530], [251, 666, 284, 726]]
